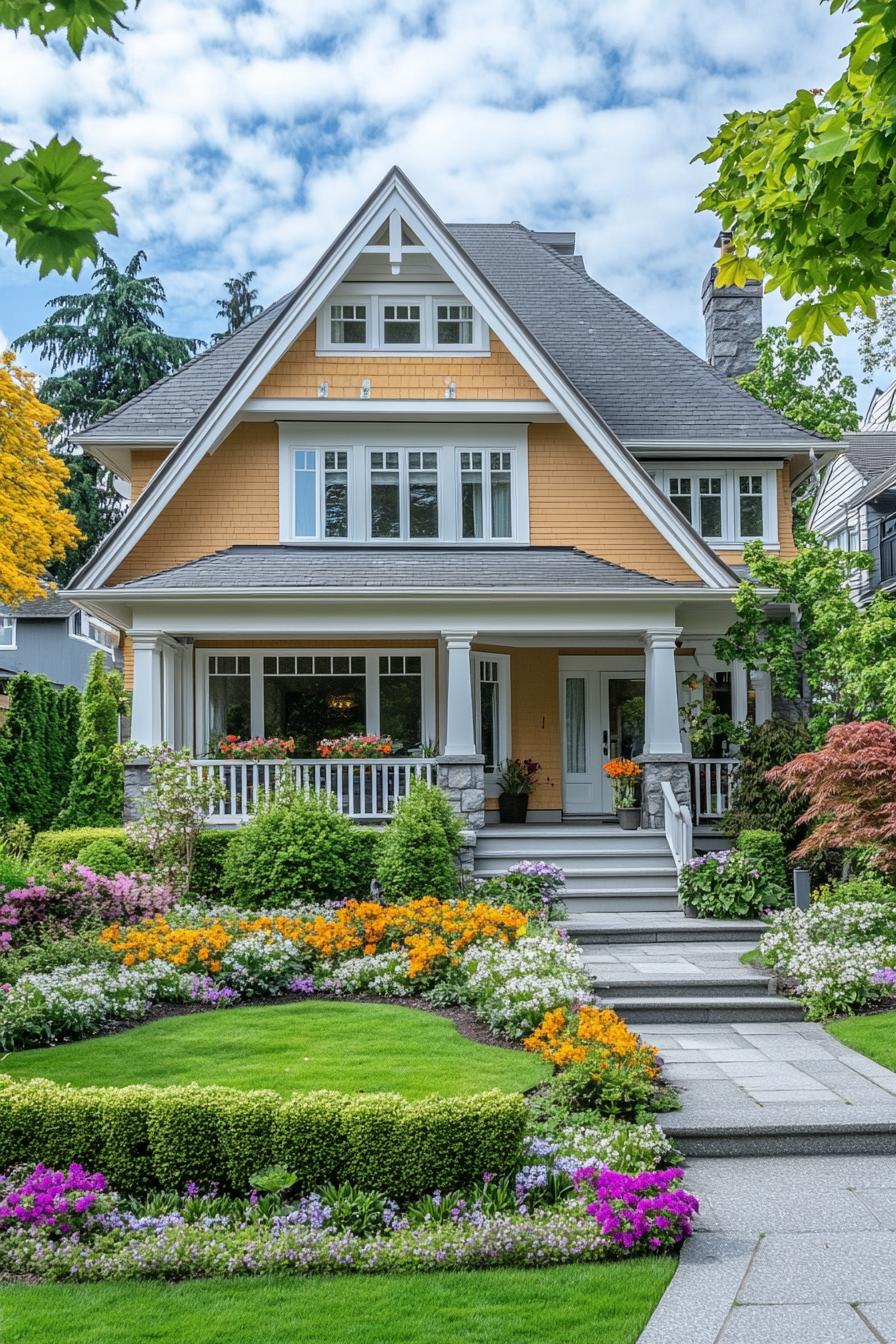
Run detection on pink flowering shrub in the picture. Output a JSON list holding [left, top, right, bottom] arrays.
[[573, 1166, 698, 1252], [0, 865, 174, 954], [0, 1163, 108, 1236]]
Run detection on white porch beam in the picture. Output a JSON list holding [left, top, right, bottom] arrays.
[[442, 629, 478, 756], [643, 628, 684, 755]]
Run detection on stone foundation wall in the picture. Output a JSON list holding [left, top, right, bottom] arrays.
[[123, 760, 151, 824], [637, 754, 692, 830]]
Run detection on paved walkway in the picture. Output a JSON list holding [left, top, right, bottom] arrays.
[[638, 1156, 896, 1343], [580, 938, 765, 984]]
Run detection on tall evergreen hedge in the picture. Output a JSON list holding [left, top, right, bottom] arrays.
[[58, 652, 123, 829], [0, 673, 56, 830]]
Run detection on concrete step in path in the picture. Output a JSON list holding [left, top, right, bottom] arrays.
[[639, 1021, 896, 1157], [561, 912, 768, 944]]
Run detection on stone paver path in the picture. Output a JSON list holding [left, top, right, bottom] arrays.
[[580, 939, 765, 984], [638, 1155, 896, 1343], [640, 1019, 896, 1113]]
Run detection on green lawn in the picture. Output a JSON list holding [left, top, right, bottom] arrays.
[[826, 1010, 896, 1073], [0, 1263, 676, 1344], [0, 1001, 550, 1099]]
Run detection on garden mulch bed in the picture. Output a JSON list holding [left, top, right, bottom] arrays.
[[13, 992, 529, 1056]]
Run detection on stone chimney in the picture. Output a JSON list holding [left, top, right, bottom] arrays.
[[701, 230, 763, 377]]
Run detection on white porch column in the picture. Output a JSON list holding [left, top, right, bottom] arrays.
[[130, 633, 164, 746], [442, 630, 478, 756], [751, 669, 772, 725], [731, 659, 749, 726], [643, 628, 684, 755]]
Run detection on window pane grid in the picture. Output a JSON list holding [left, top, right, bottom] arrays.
[[437, 302, 473, 344], [382, 302, 421, 345], [330, 303, 366, 344], [738, 474, 764, 538]]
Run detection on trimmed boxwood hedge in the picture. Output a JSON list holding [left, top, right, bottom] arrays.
[[0, 1076, 526, 1199], [29, 828, 146, 878]]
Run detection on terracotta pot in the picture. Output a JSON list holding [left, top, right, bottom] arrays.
[[616, 806, 641, 831], [499, 793, 529, 823]]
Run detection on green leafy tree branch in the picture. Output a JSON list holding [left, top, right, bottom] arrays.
[[695, 0, 896, 344]]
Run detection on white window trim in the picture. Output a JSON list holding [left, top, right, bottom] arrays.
[[650, 463, 779, 548], [316, 283, 489, 357], [367, 446, 443, 542], [69, 609, 119, 650], [0, 616, 16, 650], [278, 422, 529, 545], [472, 651, 511, 795], [195, 645, 436, 756]]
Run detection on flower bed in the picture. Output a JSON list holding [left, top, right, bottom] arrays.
[[760, 899, 896, 1019]]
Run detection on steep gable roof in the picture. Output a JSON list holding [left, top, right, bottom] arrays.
[[69, 168, 748, 592]]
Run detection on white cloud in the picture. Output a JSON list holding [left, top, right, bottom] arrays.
[[0, 0, 869, 397]]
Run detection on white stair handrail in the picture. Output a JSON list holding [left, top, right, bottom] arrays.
[[661, 779, 693, 876]]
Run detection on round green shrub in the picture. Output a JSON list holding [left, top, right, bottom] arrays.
[[375, 781, 460, 903], [76, 837, 136, 877], [223, 788, 375, 908], [679, 848, 787, 919], [190, 830, 237, 902], [813, 873, 896, 907], [29, 828, 143, 880], [735, 829, 790, 891]]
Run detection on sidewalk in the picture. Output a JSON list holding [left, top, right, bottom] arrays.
[[638, 1155, 896, 1343]]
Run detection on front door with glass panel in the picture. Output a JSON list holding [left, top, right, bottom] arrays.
[[561, 667, 645, 814]]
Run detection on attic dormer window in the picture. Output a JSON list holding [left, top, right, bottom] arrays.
[[317, 290, 489, 355], [437, 303, 473, 345], [382, 302, 421, 345]]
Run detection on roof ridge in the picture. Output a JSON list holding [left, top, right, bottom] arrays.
[[517, 226, 830, 444]]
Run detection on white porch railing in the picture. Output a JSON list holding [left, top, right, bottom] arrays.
[[661, 779, 693, 874], [191, 758, 438, 825], [689, 758, 741, 824]]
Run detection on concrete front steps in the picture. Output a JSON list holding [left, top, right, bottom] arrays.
[[475, 824, 679, 912]]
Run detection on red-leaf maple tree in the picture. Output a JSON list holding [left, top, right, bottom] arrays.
[[768, 721, 896, 873]]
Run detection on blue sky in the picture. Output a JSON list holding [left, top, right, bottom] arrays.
[[0, 0, 873, 406]]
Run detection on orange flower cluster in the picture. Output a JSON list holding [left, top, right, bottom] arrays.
[[100, 916, 231, 973], [602, 758, 643, 781], [523, 1004, 659, 1076], [100, 897, 527, 981]]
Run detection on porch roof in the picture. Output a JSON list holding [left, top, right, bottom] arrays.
[[106, 545, 702, 594]]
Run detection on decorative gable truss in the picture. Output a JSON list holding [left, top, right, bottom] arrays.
[[71, 167, 738, 592]]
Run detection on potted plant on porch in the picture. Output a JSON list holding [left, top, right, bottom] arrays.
[[496, 758, 540, 823], [603, 757, 642, 830]]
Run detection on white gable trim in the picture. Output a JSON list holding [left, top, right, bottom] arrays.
[[72, 168, 735, 591]]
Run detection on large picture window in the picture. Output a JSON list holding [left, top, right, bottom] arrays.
[[201, 648, 435, 757]]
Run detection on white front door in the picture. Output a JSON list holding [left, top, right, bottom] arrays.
[[561, 663, 646, 815]]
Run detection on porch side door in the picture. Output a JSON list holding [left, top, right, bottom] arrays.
[[560, 668, 604, 814]]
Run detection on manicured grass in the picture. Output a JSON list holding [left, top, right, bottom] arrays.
[[826, 1010, 896, 1073], [0, 1000, 550, 1099], [0, 1262, 676, 1344]]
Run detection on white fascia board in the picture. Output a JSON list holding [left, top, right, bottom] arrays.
[[70, 585, 735, 604], [626, 439, 830, 455], [243, 398, 559, 422], [73, 169, 735, 591]]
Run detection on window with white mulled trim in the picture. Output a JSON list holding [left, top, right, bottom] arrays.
[[473, 652, 510, 782], [316, 286, 489, 355], [197, 647, 437, 756], [278, 424, 529, 544], [69, 609, 119, 650], [0, 616, 15, 649], [649, 466, 778, 546]]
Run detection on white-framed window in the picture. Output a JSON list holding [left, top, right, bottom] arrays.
[[197, 647, 436, 755], [278, 424, 528, 544], [459, 450, 513, 539], [0, 616, 15, 649], [330, 302, 367, 346], [293, 449, 350, 539], [652, 466, 778, 546], [69, 609, 119, 651], [473, 652, 510, 780], [315, 286, 488, 355], [369, 448, 440, 540]]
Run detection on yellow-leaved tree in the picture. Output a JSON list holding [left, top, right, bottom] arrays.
[[0, 352, 82, 605]]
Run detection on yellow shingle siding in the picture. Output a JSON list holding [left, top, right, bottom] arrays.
[[109, 424, 280, 585], [254, 326, 544, 400], [527, 424, 700, 582]]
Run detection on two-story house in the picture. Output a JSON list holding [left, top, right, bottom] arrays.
[[0, 591, 122, 691], [811, 382, 896, 602], [66, 169, 831, 887]]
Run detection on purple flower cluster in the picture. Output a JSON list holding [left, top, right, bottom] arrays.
[[0, 1164, 107, 1236], [573, 1166, 698, 1252], [0, 867, 175, 953], [508, 861, 564, 886], [872, 968, 896, 990], [187, 975, 240, 1007], [288, 976, 316, 995]]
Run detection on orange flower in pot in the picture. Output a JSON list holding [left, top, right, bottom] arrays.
[[603, 757, 642, 830]]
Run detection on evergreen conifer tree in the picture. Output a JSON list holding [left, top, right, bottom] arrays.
[[58, 652, 122, 827], [0, 672, 55, 829]]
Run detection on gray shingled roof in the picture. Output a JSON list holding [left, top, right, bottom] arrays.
[[0, 592, 75, 619], [111, 545, 699, 592], [79, 223, 822, 448], [843, 432, 896, 484]]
